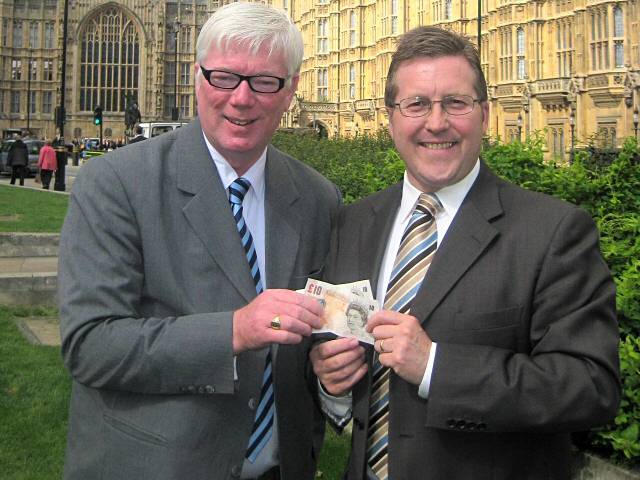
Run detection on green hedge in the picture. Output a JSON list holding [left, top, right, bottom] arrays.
[[273, 130, 640, 466]]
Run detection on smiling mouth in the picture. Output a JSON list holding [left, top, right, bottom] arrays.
[[418, 141, 457, 149], [225, 116, 255, 126]]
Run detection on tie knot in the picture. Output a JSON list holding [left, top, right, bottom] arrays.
[[229, 177, 251, 205], [415, 193, 441, 219]]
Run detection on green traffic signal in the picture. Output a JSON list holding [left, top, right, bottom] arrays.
[[93, 106, 103, 126]]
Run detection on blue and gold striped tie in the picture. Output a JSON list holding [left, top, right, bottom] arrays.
[[228, 177, 275, 462], [367, 193, 441, 479]]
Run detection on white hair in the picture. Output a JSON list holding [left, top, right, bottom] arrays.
[[196, 2, 303, 79]]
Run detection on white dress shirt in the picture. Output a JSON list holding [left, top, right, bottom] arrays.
[[318, 160, 480, 420], [203, 134, 278, 478], [376, 161, 479, 397]]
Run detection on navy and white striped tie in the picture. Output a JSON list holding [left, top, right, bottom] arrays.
[[228, 177, 275, 462]]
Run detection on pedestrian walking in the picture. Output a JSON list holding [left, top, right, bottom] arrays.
[[38, 140, 57, 189], [7, 135, 28, 186]]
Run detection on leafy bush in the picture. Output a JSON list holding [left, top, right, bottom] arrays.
[[273, 129, 640, 465], [273, 130, 403, 204], [596, 335, 640, 463]]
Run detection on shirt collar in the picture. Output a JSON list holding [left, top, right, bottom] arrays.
[[399, 159, 480, 221], [202, 131, 267, 198]]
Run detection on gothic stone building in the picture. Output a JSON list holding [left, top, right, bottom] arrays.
[[1, 0, 639, 158]]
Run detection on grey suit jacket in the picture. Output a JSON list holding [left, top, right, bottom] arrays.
[[324, 162, 619, 480], [58, 118, 340, 480]]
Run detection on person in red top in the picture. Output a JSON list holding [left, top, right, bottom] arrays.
[[38, 140, 57, 190]]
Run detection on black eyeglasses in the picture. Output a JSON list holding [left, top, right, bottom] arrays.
[[200, 66, 287, 93], [394, 95, 482, 117]]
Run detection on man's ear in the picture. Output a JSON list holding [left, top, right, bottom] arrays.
[[481, 101, 490, 134], [386, 107, 395, 138]]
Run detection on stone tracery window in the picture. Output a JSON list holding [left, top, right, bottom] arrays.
[[79, 6, 140, 112]]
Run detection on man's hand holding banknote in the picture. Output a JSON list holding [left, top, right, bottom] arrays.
[[303, 278, 378, 396]]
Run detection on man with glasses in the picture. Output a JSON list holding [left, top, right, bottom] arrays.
[[59, 4, 340, 480], [311, 26, 619, 479]]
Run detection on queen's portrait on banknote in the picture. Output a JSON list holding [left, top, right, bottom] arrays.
[[303, 278, 377, 344]]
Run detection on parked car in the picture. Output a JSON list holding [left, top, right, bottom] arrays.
[[0, 138, 44, 176]]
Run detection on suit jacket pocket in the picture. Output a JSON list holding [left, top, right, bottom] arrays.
[[290, 266, 325, 289], [102, 414, 169, 480], [103, 413, 168, 446], [453, 305, 522, 331]]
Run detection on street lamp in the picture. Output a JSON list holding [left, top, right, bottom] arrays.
[[634, 107, 639, 139], [517, 112, 523, 141], [26, 51, 32, 135], [171, 17, 181, 122], [56, 0, 69, 138], [477, 0, 482, 58], [569, 108, 575, 163]]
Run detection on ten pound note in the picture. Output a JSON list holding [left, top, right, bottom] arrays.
[[303, 278, 379, 345]]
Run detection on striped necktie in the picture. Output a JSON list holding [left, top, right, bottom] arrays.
[[367, 193, 441, 479], [228, 177, 275, 462]]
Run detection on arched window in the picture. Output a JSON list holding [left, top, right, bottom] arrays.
[[613, 6, 623, 37], [613, 6, 624, 67], [79, 7, 140, 112], [445, 0, 452, 20], [350, 11, 356, 47], [517, 28, 525, 55]]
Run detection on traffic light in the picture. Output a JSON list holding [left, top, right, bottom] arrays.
[[93, 106, 103, 126]]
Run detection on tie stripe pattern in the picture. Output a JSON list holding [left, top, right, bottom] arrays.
[[228, 177, 274, 462], [229, 178, 263, 295], [367, 193, 441, 479]]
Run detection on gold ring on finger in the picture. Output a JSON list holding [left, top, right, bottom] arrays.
[[270, 315, 282, 330], [379, 339, 386, 353]]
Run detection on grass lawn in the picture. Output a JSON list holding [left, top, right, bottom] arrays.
[[0, 185, 68, 232], [0, 305, 350, 479], [0, 306, 70, 480]]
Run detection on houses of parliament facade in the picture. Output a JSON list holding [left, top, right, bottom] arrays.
[[1, 0, 639, 159]]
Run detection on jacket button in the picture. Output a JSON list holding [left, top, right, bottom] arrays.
[[230, 465, 242, 478], [466, 422, 477, 431], [446, 419, 457, 429], [477, 422, 487, 431], [248, 398, 257, 410], [353, 417, 364, 429], [187, 386, 196, 394], [204, 385, 215, 394], [456, 419, 467, 429], [197, 386, 205, 394]]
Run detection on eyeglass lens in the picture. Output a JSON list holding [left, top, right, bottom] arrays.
[[202, 68, 284, 93], [398, 95, 476, 117]]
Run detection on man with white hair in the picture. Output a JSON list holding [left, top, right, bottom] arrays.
[[59, 4, 340, 479]]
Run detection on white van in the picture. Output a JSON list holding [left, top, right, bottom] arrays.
[[138, 122, 188, 139]]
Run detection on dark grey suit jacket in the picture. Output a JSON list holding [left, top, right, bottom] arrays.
[[58, 119, 340, 480], [324, 162, 619, 479]]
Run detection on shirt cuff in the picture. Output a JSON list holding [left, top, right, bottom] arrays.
[[317, 379, 353, 429], [418, 342, 437, 398]]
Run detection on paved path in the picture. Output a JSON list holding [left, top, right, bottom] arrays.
[[16, 317, 61, 346], [0, 256, 58, 274], [0, 165, 78, 191]]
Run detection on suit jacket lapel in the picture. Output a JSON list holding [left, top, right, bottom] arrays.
[[177, 119, 257, 303], [264, 146, 301, 289], [362, 184, 403, 295], [410, 163, 503, 322]]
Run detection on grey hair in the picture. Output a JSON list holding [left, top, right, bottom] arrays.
[[196, 2, 303, 79]]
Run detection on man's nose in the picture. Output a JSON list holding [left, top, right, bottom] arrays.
[[424, 103, 450, 131], [229, 79, 256, 106]]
